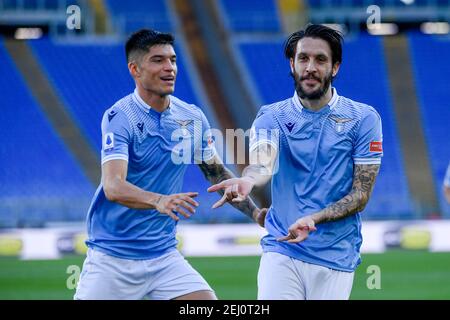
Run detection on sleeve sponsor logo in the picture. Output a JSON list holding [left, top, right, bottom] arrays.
[[370, 141, 382, 152]]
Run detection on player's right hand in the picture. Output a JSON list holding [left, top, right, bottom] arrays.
[[154, 192, 199, 221], [207, 177, 255, 209], [277, 216, 317, 243]]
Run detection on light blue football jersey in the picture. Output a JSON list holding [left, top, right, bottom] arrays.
[[250, 89, 383, 272], [85, 89, 215, 259]]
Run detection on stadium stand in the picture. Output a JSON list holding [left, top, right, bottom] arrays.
[[408, 32, 450, 217], [0, 0, 88, 36], [306, 0, 448, 8], [306, 0, 450, 27], [217, 0, 282, 33], [29, 39, 135, 151], [235, 34, 414, 219], [0, 40, 94, 227], [0, 0, 77, 10], [104, 0, 173, 34]]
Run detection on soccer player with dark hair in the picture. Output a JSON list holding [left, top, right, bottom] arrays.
[[74, 29, 266, 300], [208, 24, 382, 299]]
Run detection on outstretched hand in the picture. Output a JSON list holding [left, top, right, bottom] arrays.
[[277, 216, 317, 243], [154, 192, 199, 221], [207, 177, 255, 209]]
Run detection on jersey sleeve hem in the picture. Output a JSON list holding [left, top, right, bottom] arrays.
[[101, 154, 129, 165], [353, 157, 381, 165]]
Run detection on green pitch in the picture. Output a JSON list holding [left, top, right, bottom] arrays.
[[0, 250, 449, 299]]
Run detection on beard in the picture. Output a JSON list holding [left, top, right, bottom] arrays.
[[293, 71, 333, 100]]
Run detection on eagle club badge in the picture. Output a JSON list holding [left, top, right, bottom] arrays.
[[175, 119, 193, 136], [329, 116, 352, 133]]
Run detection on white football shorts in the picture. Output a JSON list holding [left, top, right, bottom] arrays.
[[74, 248, 214, 300], [257, 251, 354, 300]]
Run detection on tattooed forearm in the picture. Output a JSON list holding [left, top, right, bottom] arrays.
[[198, 162, 258, 219], [198, 161, 229, 186], [312, 164, 380, 224]]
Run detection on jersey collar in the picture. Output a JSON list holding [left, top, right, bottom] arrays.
[[132, 88, 173, 115], [133, 88, 152, 113], [292, 87, 339, 112]]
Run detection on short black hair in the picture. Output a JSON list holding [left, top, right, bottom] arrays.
[[125, 29, 175, 63], [284, 24, 343, 66]]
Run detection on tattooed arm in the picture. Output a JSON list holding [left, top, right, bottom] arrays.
[[311, 164, 380, 223], [198, 154, 266, 225], [278, 164, 380, 243]]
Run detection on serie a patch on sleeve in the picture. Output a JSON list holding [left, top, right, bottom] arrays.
[[370, 141, 383, 152], [103, 132, 115, 151]]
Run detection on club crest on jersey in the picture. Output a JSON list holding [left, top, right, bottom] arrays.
[[175, 119, 193, 136], [103, 133, 114, 151], [329, 116, 352, 133]]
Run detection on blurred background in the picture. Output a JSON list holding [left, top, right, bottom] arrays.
[[0, 0, 449, 299]]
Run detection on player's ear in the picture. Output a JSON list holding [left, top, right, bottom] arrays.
[[332, 62, 340, 78], [128, 61, 140, 78], [289, 58, 295, 74]]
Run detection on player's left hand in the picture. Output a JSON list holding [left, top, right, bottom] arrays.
[[277, 216, 317, 243]]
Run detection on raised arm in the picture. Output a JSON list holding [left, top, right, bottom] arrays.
[[278, 164, 380, 243], [102, 159, 198, 221]]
